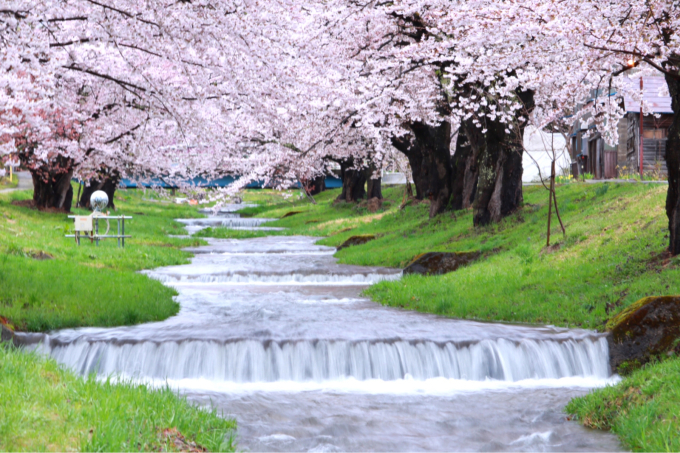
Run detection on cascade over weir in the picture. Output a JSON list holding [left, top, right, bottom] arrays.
[[20, 204, 622, 451]]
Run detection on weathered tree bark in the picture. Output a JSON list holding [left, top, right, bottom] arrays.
[[391, 135, 426, 200], [415, 121, 452, 216], [450, 125, 478, 210], [30, 169, 74, 211], [15, 146, 75, 212], [307, 175, 326, 196], [364, 163, 383, 200], [79, 172, 120, 209], [470, 90, 535, 226], [336, 158, 367, 202], [366, 176, 382, 199], [665, 72, 680, 254], [391, 121, 453, 217]]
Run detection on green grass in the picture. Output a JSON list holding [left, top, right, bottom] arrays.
[[0, 185, 206, 331], [201, 182, 677, 330], [0, 176, 19, 190], [0, 345, 235, 452], [566, 357, 680, 451]]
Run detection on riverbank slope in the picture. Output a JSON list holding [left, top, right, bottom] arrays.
[[0, 186, 235, 451]]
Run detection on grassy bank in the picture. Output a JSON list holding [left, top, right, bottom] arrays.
[[0, 346, 234, 451], [1, 185, 236, 452], [566, 357, 680, 451], [203, 182, 677, 330], [0, 186, 204, 331]]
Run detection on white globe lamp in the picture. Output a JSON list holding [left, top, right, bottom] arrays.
[[90, 190, 109, 213]]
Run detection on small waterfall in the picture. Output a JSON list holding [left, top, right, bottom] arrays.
[[145, 271, 403, 285], [199, 213, 241, 219], [40, 337, 610, 382], [176, 218, 277, 228], [198, 204, 257, 214]]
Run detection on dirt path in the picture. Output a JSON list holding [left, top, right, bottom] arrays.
[[0, 172, 33, 194]]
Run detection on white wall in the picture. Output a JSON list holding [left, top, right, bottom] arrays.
[[522, 126, 571, 182]]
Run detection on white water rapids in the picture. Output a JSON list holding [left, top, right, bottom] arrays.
[[23, 205, 622, 451]]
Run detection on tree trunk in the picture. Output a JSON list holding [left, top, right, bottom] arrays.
[[665, 73, 680, 255], [364, 164, 383, 199], [391, 135, 426, 200], [31, 169, 74, 211], [450, 124, 478, 210], [392, 121, 453, 217], [79, 173, 119, 209], [414, 121, 452, 216], [471, 90, 534, 226], [336, 158, 367, 202], [366, 176, 382, 199], [307, 175, 326, 196]]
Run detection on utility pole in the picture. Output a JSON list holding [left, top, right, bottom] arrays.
[[640, 76, 644, 178]]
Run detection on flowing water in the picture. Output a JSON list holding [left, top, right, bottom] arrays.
[[23, 205, 622, 451]]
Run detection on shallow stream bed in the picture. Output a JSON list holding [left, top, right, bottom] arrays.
[[25, 207, 622, 451]]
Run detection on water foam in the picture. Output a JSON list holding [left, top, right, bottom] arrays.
[[145, 272, 402, 286], [105, 375, 618, 396], [177, 218, 276, 227], [40, 337, 610, 383]]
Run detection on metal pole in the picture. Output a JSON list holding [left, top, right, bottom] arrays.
[[117, 217, 121, 248], [640, 76, 644, 178], [122, 217, 125, 248], [95, 217, 99, 246]]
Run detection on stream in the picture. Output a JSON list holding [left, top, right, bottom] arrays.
[[25, 206, 622, 451]]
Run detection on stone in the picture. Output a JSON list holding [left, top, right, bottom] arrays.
[[1, 324, 14, 343], [32, 251, 54, 260], [367, 197, 382, 213], [337, 234, 376, 251], [281, 211, 302, 218], [403, 252, 481, 276], [607, 296, 680, 372]]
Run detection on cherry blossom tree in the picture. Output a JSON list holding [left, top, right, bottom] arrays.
[[3, 0, 678, 258]]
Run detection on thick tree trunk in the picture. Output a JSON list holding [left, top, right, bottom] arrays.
[[470, 90, 534, 226], [307, 175, 326, 196], [665, 73, 680, 255], [450, 125, 478, 210], [337, 158, 367, 202], [364, 164, 383, 199], [366, 176, 382, 199], [413, 121, 452, 216], [392, 121, 453, 217], [391, 135, 426, 200], [79, 174, 119, 209], [31, 169, 74, 211]]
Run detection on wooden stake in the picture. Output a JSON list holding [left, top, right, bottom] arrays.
[[546, 160, 555, 247]]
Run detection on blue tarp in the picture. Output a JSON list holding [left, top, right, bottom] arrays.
[[117, 176, 342, 189]]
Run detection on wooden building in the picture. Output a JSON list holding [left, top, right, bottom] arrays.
[[570, 122, 619, 180], [621, 76, 673, 176], [570, 77, 672, 179]]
